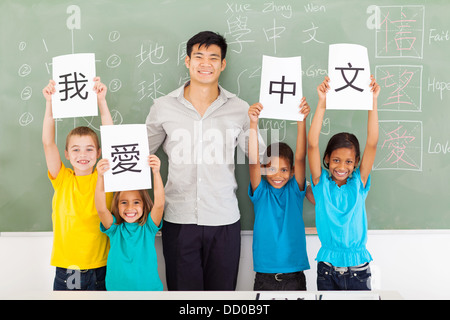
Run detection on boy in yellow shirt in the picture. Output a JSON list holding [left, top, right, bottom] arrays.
[[42, 77, 113, 290]]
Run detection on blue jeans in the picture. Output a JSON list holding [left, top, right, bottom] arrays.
[[53, 267, 106, 291], [317, 262, 371, 291]]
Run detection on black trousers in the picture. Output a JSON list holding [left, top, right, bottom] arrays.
[[253, 271, 306, 291], [162, 220, 241, 291]]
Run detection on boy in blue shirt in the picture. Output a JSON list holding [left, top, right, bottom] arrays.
[[248, 98, 311, 290]]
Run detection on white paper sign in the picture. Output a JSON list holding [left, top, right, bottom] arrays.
[[100, 124, 151, 192], [259, 55, 304, 121], [327, 44, 372, 110], [52, 53, 98, 118]]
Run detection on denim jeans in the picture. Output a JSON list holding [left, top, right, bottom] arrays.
[[317, 262, 371, 291], [254, 271, 306, 291], [53, 267, 106, 291]]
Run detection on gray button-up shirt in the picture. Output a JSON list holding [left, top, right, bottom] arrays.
[[146, 83, 262, 226]]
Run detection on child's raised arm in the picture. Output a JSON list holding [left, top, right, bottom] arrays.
[[359, 75, 380, 187], [294, 98, 310, 191], [93, 77, 113, 126], [308, 77, 330, 186], [42, 80, 62, 179], [248, 103, 263, 192], [95, 159, 114, 229], [148, 155, 164, 227]]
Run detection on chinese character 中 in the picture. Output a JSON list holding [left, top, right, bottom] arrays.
[[269, 76, 296, 104]]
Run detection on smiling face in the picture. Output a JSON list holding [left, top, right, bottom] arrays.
[[117, 190, 144, 224], [263, 156, 293, 189], [325, 147, 358, 187], [185, 44, 226, 86], [64, 134, 100, 176]]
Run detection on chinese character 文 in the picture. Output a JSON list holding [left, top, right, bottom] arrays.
[[269, 76, 296, 104], [335, 63, 365, 92], [111, 144, 141, 175], [58, 72, 88, 101]]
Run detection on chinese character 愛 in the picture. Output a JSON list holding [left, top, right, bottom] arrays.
[[111, 144, 141, 175]]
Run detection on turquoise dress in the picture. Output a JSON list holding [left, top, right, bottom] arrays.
[[101, 216, 163, 291], [311, 168, 373, 267]]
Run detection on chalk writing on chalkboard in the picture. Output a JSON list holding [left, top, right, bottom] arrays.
[[376, 65, 423, 112], [18, 39, 34, 127], [136, 41, 169, 67], [225, 16, 255, 54], [138, 74, 166, 101], [302, 22, 325, 44], [374, 120, 423, 171], [263, 19, 286, 54], [376, 5, 425, 59]]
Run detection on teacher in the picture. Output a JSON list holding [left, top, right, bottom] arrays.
[[146, 31, 260, 290]]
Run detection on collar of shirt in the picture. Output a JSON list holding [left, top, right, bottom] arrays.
[[169, 81, 236, 118]]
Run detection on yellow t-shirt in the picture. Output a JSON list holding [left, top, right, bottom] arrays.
[[49, 162, 112, 269]]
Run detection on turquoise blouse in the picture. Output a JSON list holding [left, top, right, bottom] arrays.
[[311, 168, 373, 267], [101, 216, 163, 291]]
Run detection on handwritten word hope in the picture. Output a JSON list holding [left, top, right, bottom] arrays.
[[428, 77, 450, 100]]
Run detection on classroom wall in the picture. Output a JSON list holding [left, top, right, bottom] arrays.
[[1, 231, 450, 300]]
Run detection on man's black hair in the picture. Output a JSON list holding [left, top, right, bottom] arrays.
[[186, 31, 227, 60]]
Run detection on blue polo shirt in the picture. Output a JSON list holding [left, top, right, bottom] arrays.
[[311, 168, 373, 267], [249, 177, 310, 273]]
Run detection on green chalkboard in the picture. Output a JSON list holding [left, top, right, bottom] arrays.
[[1, 0, 449, 231]]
